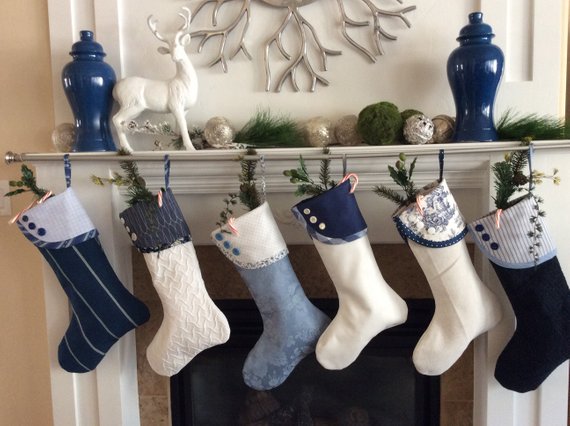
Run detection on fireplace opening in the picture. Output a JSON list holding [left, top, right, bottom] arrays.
[[170, 298, 439, 426]]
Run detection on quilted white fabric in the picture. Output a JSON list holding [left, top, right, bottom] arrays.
[[211, 202, 288, 269], [144, 241, 230, 376]]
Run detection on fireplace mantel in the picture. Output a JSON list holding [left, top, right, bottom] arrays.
[[16, 141, 570, 425]]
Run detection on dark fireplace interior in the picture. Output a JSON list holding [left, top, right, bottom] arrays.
[[133, 244, 475, 425], [170, 299, 439, 426]]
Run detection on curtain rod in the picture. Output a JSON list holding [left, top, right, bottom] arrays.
[[5, 140, 570, 165]]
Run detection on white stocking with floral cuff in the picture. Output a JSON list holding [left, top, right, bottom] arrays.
[[394, 179, 502, 376]]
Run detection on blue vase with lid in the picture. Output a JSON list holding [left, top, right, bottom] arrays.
[[447, 12, 504, 142], [62, 31, 117, 152]]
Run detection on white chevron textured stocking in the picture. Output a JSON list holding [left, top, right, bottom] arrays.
[[144, 242, 230, 376]]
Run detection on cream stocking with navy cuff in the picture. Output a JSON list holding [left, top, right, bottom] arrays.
[[293, 178, 408, 370], [394, 179, 502, 376]]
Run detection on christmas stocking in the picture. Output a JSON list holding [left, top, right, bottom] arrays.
[[469, 196, 570, 392], [120, 160, 230, 377], [292, 177, 408, 370], [394, 179, 502, 376], [15, 157, 150, 373], [212, 202, 330, 390]]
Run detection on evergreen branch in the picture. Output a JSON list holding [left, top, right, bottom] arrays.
[[5, 165, 49, 200], [375, 153, 419, 207], [234, 109, 304, 147], [284, 148, 336, 197], [497, 109, 569, 141]]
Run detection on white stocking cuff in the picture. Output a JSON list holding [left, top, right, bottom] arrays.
[[211, 202, 288, 269]]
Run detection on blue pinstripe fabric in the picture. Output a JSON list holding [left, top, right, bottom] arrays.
[[40, 238, 150, 372]]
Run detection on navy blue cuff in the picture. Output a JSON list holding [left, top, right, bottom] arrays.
[[119, 188, 191, 253], [292, 180, 367, 244]]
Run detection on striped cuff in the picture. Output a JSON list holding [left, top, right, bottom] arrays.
[[468, 196, 557, 269]]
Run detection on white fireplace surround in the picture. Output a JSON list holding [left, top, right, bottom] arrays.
[[39, 0, 570, 423], [21, 142, 570, 426]]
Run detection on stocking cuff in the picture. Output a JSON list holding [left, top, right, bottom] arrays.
[[393, 179, 467, 248], [119, 188, 191, 253], [17, 188, 98, 249], [291, 180, 367, 245], [211, 202, 288, 269], [468, 196, 557, 268]]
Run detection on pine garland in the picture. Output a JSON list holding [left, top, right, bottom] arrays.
[[238, 148, 262, 211]]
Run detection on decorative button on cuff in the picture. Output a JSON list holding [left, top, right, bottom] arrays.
[[475, 224, 484, 232], [28, 222, 36, 230], [303, 208, 311, 215], [309, 216, 317, 224], [223, 241, 231, 249], [319, 223, 326, 230], [38, 228, 46, 236], [490, 242, 499, 250], [482, 233, 490, 241], [215, 233, 224, 241]]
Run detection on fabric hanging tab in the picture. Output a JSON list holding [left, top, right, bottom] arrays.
[[342, 154, 347, 177], [528, 143, 535, 192], [259, 154, 267, 202], [438, 149, 445, 182], [164, 154, 171, 190], [64, 154, 72, 188]]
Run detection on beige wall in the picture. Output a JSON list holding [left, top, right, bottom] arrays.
[[0, 1, 54, 424]]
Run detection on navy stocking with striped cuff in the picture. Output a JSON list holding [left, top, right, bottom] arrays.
[[16, 157, 149, 372], [469, 196, 570, 392]]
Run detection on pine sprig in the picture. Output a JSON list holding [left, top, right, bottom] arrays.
[[5, 165, 50, 199], [237, 148, 262, 211], [374, 153, 419, 207], [234, 109, 304, 147], [497, 109, 569, 141], [284, 147, 336, 197], [216, 193, 238, 230], [91, 152, 154, 206]]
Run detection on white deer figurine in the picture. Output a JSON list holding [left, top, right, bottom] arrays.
[[113, 7, 197, 152]]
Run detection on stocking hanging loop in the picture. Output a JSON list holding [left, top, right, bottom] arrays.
[[438, 149, 445, 182], [528, 143, 535, 192], [342, 153, 348, 177], [259, 154, 267, 202], [164, 154, 170, 190], [64, 154, 72, 188]]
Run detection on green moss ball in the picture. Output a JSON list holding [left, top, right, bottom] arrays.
[[357, 102, 403, 145], [401, 109, 424, 122]]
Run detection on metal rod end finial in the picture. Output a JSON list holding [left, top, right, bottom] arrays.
[[5, 151, 21, 165]]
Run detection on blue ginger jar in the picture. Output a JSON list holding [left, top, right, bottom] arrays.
[[62, 31, 117, 151], [447, 12, 504, 142]]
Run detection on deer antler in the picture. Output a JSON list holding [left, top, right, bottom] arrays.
[[177, 7, 192, 33], [147, 15, 167, 42]]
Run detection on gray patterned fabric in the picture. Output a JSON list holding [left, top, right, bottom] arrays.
[[238, 257, 330, 390]]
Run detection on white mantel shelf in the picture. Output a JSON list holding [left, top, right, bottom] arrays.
[[18, 142, 570, 426]]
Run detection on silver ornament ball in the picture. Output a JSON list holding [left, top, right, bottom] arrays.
[[403, 114, 434, 145], [304, 116, 333, 147], [334, 115, 362, 146], [204, 117, 235, 148]]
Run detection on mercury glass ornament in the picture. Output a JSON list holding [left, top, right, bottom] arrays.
[[52, 123, 76, 152], [204, 117, 235, 148], [304, 116, 333, 147], [403, 114, 434, 145], [430, 115, 455, 144], [334, 115, 362, 146]]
